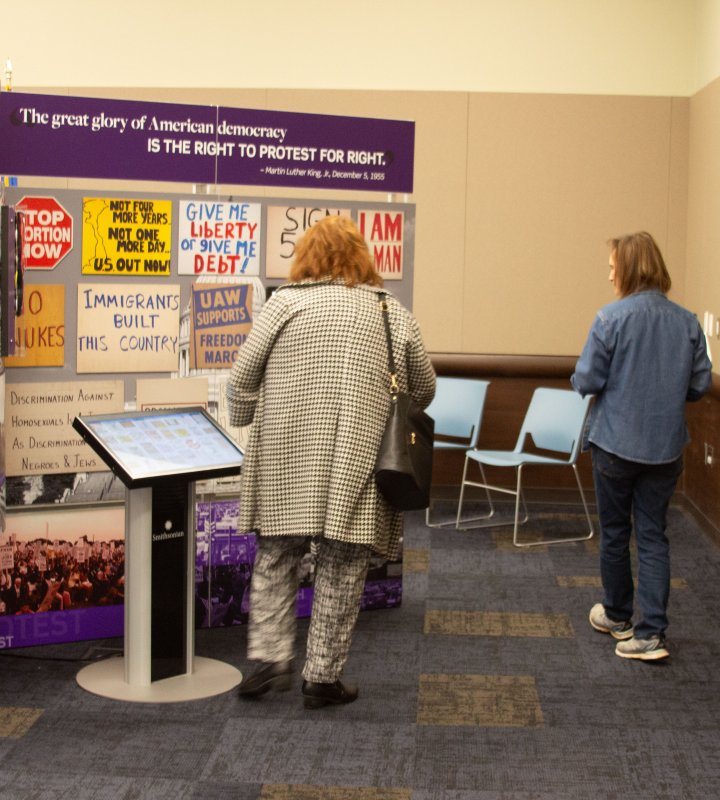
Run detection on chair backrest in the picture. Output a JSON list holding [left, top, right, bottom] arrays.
[[515, 388, 593, 461], [425, 377, 490, 449]]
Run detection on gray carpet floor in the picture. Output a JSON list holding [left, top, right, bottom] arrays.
[[1, 501, 719, 799]]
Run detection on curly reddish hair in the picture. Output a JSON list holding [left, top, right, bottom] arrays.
[[289, 215, 383, 287]]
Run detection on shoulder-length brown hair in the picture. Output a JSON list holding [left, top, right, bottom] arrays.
[[609, 231, 671, 297], [289, 215, 383, 287]]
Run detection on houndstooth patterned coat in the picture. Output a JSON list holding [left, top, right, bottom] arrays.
[[226, 280, 436, 559]]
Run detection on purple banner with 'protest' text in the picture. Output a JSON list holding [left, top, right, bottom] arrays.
[[0, 92, 414, 193]]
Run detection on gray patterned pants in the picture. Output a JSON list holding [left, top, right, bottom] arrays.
[[247, 534, 372, 683]]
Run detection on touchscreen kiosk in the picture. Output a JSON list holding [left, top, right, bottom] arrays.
[[72, 406, 245, 488], [72, 407, 244, 702]]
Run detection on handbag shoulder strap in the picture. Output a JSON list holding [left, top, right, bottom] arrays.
[[377, 293, 399, 394]]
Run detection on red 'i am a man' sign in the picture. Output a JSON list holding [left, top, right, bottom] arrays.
[[16, 195, 73, 269]]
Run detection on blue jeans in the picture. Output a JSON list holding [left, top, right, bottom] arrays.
[[590, 445, 683, 639]]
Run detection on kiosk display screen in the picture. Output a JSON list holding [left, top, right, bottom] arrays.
[[72, 407, 244, 488]]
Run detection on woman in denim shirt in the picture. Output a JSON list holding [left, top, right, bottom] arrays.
[[571, 232, 712, 661]]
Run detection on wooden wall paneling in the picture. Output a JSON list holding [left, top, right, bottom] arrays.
[[684, 376, 720, 537], [430, 355, 720, 536], [429, 355, 593, 492]]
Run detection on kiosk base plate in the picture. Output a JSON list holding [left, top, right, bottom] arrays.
[[76, 655, 242, 702]]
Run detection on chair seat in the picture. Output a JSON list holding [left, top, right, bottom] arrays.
[[434, 441, 472, 451], [466, 450, 570, 468]]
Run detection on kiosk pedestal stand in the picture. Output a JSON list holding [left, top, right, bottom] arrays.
[[73, 408, 244, 703]]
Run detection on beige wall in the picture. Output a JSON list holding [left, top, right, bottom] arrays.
[[696, 0, 720, 92], [2, 1, 700, 95], [686, 77, 720, 353], [463, 93, 689, 355]]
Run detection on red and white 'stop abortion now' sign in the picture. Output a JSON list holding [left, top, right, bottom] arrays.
[[16, 195, 73, 269]]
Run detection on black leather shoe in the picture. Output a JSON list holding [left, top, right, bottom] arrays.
[[238, 661, 293, 698], [302, 679, 359, 709]]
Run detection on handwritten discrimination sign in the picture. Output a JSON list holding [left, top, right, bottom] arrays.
[[81, 197, 172, 276], [4, 380, 124, 476], [76, 283, 180, 373], [178, 200, 261, 276]]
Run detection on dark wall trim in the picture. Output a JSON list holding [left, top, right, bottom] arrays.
[[430, 353, 576, 380], [431, 352, 720, 400], [713, 372, 720, 402]]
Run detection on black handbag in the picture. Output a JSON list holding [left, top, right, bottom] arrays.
[[374, 293, 434, 511]]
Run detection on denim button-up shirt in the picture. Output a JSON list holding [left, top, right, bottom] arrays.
[[571, 290, 712, 464]]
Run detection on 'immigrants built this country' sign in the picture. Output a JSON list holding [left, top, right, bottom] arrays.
[[0, 93, 415, 193]]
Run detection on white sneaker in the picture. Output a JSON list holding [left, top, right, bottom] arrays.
[[588, 603, 634, 640], [615, 636, 669, 661]]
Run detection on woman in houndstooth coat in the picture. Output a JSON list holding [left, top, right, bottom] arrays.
[[227, 215, 435, 708]]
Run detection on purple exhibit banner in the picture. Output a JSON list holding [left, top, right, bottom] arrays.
[[1, 498, 401, 649], [0, 93, 415, 193]]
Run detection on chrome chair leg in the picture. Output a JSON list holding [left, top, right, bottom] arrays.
[[513, 464, 594, 547]]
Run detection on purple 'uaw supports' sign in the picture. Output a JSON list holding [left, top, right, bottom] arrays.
[[0, 93, 415, 193]]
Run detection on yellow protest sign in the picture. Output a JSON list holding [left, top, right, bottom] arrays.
[[81, 197, 172, 276]]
